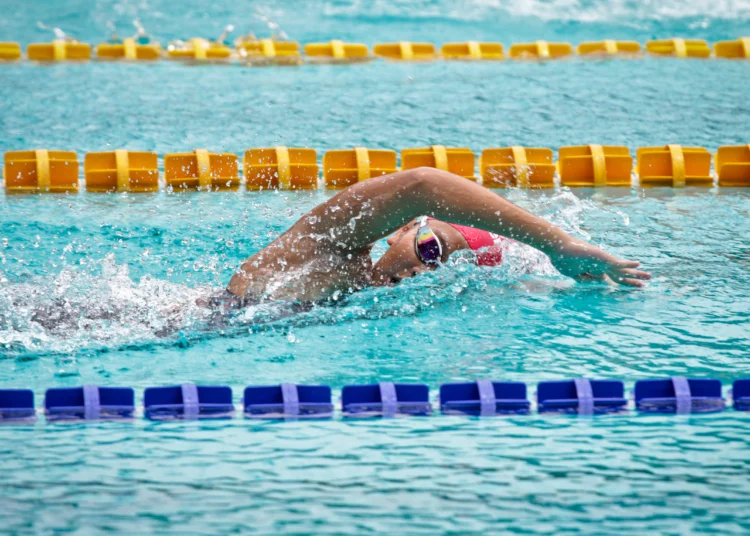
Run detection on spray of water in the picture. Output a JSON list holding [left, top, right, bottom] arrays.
[[322, 0, 750, 23], [0, 190, 611, 358]]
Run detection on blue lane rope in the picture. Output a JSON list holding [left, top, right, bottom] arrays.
[[476, 379, 496, 416], [574, 378, 594, 416], [672, 376, 692, 415], [0, 377, 741, 422], [82, 384, 100, 420], [378, 382, 398, 417], [181, 382, 199, 419], [281, 383, 300, 416]]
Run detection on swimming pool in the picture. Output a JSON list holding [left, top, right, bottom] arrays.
[[2, 0, 750, 533]]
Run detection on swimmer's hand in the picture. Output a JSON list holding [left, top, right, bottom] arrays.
[[549, 237, 651, 287]]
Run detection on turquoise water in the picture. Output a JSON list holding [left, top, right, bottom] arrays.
[[2, 0, 750, 533]]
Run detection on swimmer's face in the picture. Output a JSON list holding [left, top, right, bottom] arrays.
[[371, 219, 445, 285]]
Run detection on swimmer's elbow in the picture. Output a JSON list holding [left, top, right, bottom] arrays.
[[400, 167, 454, 194]]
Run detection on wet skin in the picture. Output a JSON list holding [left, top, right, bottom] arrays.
[[226, 168, 651, 303]]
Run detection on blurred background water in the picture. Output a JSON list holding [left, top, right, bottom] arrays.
[[1, 0, 750, 534]]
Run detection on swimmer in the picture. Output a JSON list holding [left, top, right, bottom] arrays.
[[106, 20, 153, 45], [217, 168, 650, 307], [214, 24, 235, 46], [37, 22, 78, 43], [132, 19, 152, 45]]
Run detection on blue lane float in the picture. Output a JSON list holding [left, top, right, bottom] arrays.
[[733, 380, 750, 411], [634, 377, 725, 414], [244, 384, 333, 418], [45, 385, 134, 420], [2, 378, 748, 423], [144, 383, 235, 419], [440, 380, 529, 415], [538, 378, 627, 414], [341, 382, 432, 417], [0, 389, 36, 421]]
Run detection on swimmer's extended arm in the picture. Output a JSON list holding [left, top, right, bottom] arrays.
[[294, 167, 650, 287]]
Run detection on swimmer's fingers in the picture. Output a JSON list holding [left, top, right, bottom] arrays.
[[598, 273, 643, 288], [611, 259, 642, 269], [608, 267, 651, 287], [617, 267, 651, 280], [608, 276, 645, 287], [580, 274, 644, 288]]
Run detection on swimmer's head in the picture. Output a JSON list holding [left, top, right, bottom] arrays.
[[371, 218, 456, 285]]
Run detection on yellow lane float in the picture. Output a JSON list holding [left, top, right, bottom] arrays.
[[646, 38, 711, 58], [323, 148, 397, 189], [244, 147, 318, 190], [480, 147, 555, 188], [5, 144, 750, 194], [373, 42, 436, 61], [713, 37, 750, 59], [715, 145, 750, 186], [7, 37, 750, 65], [636, 145, 712, 187], [576, 40, 641, 57], [164, 149, 239, 190], [4, 150, 79, 193], [509, 41, 572, 60], [96, 38, 161, 61], [27, 40, 91, 61], [84, 151, 159, 192], [303, 41, 371, 64], [401, 146, 475, 180], [0, 42, 22, 61], [441, 42, 504, 60], [237, 38, 302, 65], [558, 145, 633, 187], [167, 38, 233, 62]]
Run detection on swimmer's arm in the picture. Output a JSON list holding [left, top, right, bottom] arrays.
[[296, 167, 650, 286]]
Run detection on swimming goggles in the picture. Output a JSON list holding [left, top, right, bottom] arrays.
[[414, 216, 443, 265]]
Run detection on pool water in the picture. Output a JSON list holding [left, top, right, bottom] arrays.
[[2, 0, 750, 534]]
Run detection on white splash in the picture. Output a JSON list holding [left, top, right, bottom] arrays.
[[0, 188, 600, 356], [323, 0, 750, 22], [0, 254, 218, 356]]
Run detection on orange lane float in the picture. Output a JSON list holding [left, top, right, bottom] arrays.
[[401, 146, 475, 180], [509, 41, 572, 60], [303, 41, 371, 63], [243, 147, 319, 190], [713, 37, 750, 59], [636, 145, 712, 187], [0, 42, 22, 61], [27, 40, 92, 61], [441, 42, 504, 60], [166, 39, 232, 62], [96, 38, 162, 61], [164, 149, 240, 190], [237, 39, 302, 65], [480, 147, 555, 188], [646, 38, 711, 58], [558, 145, 633, 187], [84, 151, 159, 192], [715, 145, 750, 186], [323, 148, 397, 189], [576, 40, 641, 57], [4, 150, 79, 193], [373, 42, 436, 61]]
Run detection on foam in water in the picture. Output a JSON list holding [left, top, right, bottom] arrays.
[[0, 187, 598, 357], [324, 0, 750, 22], [0, 244, 558, 357]]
